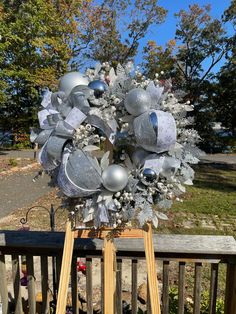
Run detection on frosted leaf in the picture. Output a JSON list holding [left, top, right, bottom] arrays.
[[135, 196, 146, 208], [94, 62, 102, 77], [124, 61, 134, 73], [137, 202, 153, 226], [174, 89, 187, 99], [158, 199, 173, 209], [183, 154, 199, 164], [97, 190, 113, 204], [155, 211, 168, 220], [124, 155, 134, 171], [152, 215, 158, 228], [83, 207, 94, 223], [98, 203, 109, 223], [126, 177, 139, 193], [100, 151, 110, 171], [184, 179, 193, 185], [90, 157, 102, 175], [119, 115, 134, 123], [116, 63, 126, 78], [147, 81, 164, 108], [185, 105, 194, 112], [123, 207, 135, 221], [176, 184, 186, 193], [184, 145, 205, 158], [147, 194, 153, 204], [107, 199, 117, 211], [109, 68, 117, 85], [123, 78, 134, 92], [83, 145, 100, 152], [180, 164, 195, 182], [103, 193, 114, 206], [136, 185, 146, 192], [168, 143, 183, 159], [41, 90, 52, 108], [96, 195, 103, 203]]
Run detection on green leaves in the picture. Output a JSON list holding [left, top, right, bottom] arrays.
[[0, 0, 83, 131]]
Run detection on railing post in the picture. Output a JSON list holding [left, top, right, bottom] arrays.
[[225, 262, 236, 314]]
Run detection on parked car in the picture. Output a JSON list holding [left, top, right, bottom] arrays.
[[0, 130, 13, 147]]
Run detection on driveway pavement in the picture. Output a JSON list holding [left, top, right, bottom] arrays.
[[0, 170, 54, 219], [199, 153, 236, 165], [0, 149, 37, 159]]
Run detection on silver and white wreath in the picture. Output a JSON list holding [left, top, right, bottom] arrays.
[[31, 62, 203, 229]]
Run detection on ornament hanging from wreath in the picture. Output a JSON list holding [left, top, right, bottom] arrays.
[[31, 62, 202, 229]]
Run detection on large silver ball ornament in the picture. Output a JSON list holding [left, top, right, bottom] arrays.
[[88, 80, 108, 97], [102, 165, 128, 192], [59, 72, 89, 96], [143, 168, 157, 182], [124, 88, 152, 116]]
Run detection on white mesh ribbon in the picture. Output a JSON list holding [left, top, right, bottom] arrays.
[[144, 156, 165, 175], [65, 107, 87, 129], [38, 109, 59, 129], [134, 110, 176, 153], [41, 90, 52, 109]]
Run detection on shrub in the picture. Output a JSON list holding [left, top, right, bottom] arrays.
[[8, 158, 18, 167], [169, 287, 224, 314]]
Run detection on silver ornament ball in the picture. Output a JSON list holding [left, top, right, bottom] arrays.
[[59, 72, 89, 96], [88, 80, 108, 97], [143, 168, 157, 182], [124, 88, 152, 116], [102, 165, 128, 192]]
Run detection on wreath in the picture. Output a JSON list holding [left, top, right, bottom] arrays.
[[31, 62, 202, 229]]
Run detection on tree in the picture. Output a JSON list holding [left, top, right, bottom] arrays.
[[88, 0, 167, 67], [214, 64, 236, 136], [142, 4, 227, 150], [0, 0, 88, 131], [174, 4, 226, 101], [143, 40, 176, 79], [144, 4, 226, 98], [213, 0, 236, 136]]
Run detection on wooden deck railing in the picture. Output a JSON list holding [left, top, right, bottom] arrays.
[[0, 230, 236, 314]]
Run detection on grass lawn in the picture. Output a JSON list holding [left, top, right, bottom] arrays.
[[159, 164, 236, 235], [172, 165, 236, 215]]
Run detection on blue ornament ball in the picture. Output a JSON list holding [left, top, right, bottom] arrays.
[[88, 80, 108, 97], [143, 168, 157, 182]]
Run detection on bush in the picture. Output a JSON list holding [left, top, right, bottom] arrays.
[[169, 287, 224, 314], [8, 158, 18, 167]]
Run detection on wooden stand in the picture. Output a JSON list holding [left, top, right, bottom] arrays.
[[56, 221, 161, 314]]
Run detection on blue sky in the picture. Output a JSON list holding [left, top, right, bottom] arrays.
[[135, 0, 233, 71]]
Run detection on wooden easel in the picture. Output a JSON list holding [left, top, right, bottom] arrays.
[[56, 221, 161, 314]]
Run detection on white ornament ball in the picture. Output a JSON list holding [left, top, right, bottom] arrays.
[[124, 88, 152, 116], [102, 165, 128, 192], [59, 72, 89, 96]]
